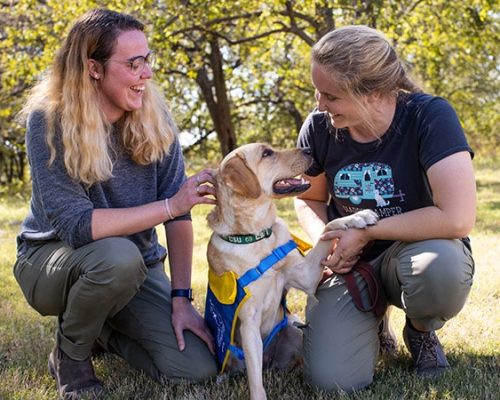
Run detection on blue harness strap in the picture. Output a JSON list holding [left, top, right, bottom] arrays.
[[239, 240, 298, 287], [227, 297, 289, 363], [228, 240, 297, 360], [262, 298, 288, 350], [205, 239, 298, 372]]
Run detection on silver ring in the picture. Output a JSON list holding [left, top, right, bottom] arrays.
[[196, 175, 201, 185], [196, 185, 200, 195]]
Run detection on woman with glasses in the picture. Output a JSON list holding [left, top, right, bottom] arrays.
[[14, 8, 217, 399]]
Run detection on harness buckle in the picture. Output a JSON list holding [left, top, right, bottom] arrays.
[[272, 246, 287, 259]]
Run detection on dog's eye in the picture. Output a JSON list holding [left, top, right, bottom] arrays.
[[262, 149, 274, 158]]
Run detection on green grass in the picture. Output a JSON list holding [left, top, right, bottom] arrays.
[[0, 163, 499, 400]]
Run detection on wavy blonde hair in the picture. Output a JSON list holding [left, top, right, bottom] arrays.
[[18, 9, 176, 185], [312, 25, 422, 137]]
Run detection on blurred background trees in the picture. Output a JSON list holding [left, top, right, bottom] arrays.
[[1, 0, 498, 184]]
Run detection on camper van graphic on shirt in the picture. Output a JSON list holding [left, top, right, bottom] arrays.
[[334, 163, 394, 207]]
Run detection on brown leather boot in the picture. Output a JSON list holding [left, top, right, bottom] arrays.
[[48, 346, 104, 399]]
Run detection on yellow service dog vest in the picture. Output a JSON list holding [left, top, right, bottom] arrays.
[[204, 240, 297, 373]]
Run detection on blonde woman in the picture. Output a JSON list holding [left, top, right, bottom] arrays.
[[295, 26, 475, 392], [14, 9, 217, 399]]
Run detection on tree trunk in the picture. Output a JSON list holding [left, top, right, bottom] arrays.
[[195, 37, 237, 156]]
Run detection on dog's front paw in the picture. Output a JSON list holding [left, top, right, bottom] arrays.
[[352, 209, 379, 227], [325, 209, 378, 231]]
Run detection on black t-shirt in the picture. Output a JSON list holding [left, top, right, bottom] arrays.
[[297, 93, 473, 259]]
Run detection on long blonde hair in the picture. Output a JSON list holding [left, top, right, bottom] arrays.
[[312, 25, 422, 137], [18, 8, 176, 185]]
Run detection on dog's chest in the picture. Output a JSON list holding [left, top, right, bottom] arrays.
[[209, 237, 285, 274]]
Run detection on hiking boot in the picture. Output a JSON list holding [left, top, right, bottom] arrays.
[[48, 346, 104, 399], [378, 320, 398, 358], [403, 319, 450, 378]]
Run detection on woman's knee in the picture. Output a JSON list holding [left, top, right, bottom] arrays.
[[154, 334, 218, 382], [399, 239, 474, 322], [304, 325, 376, 393], [306, 362, 373, 393], [186, 356, 218, 382], [85, 238, 147, 292], [303, 283, 379, 393]]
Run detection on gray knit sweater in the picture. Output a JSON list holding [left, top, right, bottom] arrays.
[[17, 111, 189, 266]]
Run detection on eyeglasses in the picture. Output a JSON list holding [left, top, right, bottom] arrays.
[[104, 51, 156, 76]]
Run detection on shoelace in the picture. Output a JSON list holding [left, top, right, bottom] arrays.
[[412, 332, 439, 365]]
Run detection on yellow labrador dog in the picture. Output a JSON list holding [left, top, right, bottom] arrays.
[[204, 143, 378, 400]]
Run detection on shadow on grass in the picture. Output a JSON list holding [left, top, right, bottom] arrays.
[[1, 316, 498, 400]]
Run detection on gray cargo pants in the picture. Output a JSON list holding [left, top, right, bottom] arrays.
[[13, 237, 217, 382], [303, 239, 474, 392]]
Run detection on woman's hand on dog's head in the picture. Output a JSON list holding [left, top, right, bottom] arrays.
[[169, 168, 217, 217]]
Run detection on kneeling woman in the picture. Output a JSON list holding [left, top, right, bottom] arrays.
[[295, 25, 475, 392]]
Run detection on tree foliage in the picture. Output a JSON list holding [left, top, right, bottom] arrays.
[[0, 0, 498, 183]]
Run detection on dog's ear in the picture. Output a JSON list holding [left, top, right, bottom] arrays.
[[220, 154, 261, 198]]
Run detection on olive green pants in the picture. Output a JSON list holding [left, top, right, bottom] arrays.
[[13, 237, 217, 382], [303, 239, 474, 393]]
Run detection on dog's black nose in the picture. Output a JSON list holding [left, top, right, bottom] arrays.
[[301, 147, 312, 156]]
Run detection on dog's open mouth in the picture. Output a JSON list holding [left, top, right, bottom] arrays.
[[273, 176, 311, 195]]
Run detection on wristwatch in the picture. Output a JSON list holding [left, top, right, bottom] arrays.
[[171, 288, 194, 302]]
